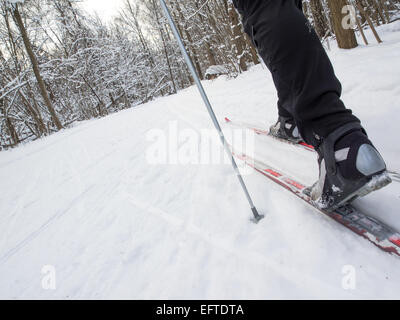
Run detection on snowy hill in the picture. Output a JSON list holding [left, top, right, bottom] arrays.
[[1, 22, 400, 299]]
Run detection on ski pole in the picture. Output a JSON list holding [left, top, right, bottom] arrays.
[[159, 0, 264, 223]]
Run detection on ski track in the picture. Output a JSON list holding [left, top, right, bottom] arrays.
[[1, 22, 400, 299]]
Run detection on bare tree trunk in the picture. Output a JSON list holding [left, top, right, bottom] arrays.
[[152, 0, 177, 93], [125, 0, 156, 68], [0, 60, 46, 136], [374, 0, 388, 23], [173, 1, 204, 80], [355, 11, 369, 45], [3, 7, 21, 74], [327, 0, 358, 49], [368, 0, 382, 25], [379, 0, 391, 22], [356, 2, 383, 43], [0, 98, 19, 146], [205, 43, 217, 67], [192, 0, 217, 68], [227, 1, 247, 72], [244, 33, 260, 65], [19, 89, 46, 136], [80, 75, 107, 116], [310, 0, 330, 39], [12, 4, 63, 130]]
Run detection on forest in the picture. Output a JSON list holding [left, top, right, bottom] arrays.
[[1, 0, 399, 149]]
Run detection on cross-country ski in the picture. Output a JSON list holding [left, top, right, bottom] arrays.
[[225, 117, 400, 182], [229, 146, 400, 256]]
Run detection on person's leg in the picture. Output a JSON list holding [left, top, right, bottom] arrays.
[[264, 49, 301, 142], [235, 0, 391, 210], [295, 0, 302, 11], [269, 69, 302, 142], [270, 67, 292, 118], [247, 0, 360, 146]]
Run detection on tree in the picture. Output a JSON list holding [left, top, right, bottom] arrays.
[[309, 0, 330, 39], [227, 0, 247, 72], [11, 2, 63, 130], [327, 0, 358, 49]]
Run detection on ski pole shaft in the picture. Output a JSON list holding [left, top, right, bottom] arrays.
[[159, 0, 263, 223]]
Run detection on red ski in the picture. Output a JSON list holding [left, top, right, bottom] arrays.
[[225, 116, 400, 183], [231, 148, 400, 257]]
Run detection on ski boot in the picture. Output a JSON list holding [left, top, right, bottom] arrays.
[[269, 116, 302, 143], [304, 122, 392, 211]]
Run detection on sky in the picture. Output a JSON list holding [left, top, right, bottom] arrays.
[[79, 0, 126, 22]]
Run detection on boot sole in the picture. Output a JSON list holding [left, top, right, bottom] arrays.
[[327, 171, 392, 212]]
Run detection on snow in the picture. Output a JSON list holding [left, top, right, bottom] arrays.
[[205, 65, 229, 76], [5, 0, 25, 5], [1, 22, 400, 299]]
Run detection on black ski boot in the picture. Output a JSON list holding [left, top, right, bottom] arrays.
[[269, 116, 302, 143], [304, 123, 392, 211]]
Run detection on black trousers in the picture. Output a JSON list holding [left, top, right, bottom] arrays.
[[234, 0, 360, 146]]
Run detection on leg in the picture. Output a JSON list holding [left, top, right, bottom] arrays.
[[235, 0, 390, 210], [263, 48, 300, 141], [245, 0, 360, 146], [270, 65, 293, 118], [269, 69, 302, 142]]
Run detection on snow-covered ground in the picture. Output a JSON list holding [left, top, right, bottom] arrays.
[[1, 22, 400, 299]]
